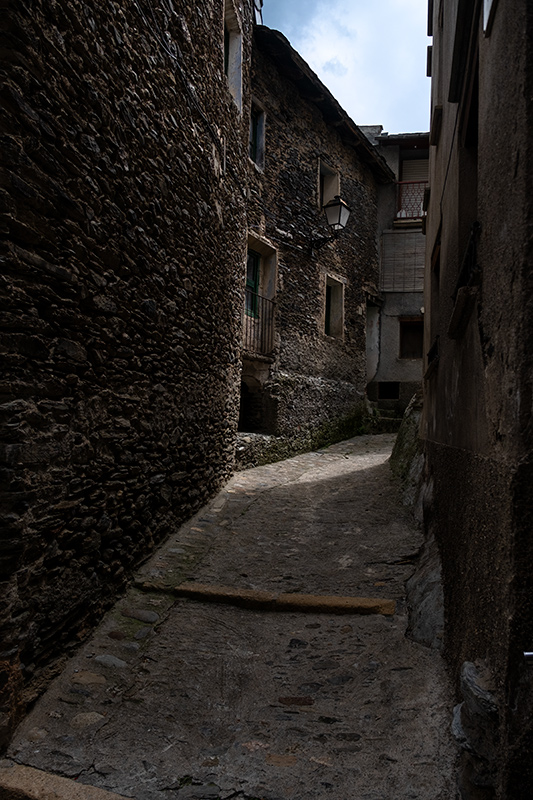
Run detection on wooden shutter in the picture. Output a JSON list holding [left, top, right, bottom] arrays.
[[401, 159, 429, 182], [381, 230, 425, 292]]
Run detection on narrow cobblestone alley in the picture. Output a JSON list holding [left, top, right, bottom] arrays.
[[3, 435, 457, 800]]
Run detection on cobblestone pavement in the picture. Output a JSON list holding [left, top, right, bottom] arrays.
[[7, 434, 457, 799]]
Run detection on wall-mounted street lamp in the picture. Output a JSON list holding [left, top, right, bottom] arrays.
[[311, 195, 352, 251]]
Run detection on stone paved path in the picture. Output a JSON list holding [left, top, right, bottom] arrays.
[[6, 434, 457, 799]]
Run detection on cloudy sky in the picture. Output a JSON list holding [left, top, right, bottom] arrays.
[[261, 0, 430, 134]]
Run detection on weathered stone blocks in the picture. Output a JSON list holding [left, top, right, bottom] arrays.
[[0, 0, 254, 747]]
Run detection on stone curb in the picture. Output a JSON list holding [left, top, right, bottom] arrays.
[[172, 582, 396, 616], [0, 762, 130, 800]]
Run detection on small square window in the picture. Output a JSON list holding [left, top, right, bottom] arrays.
[[399, 317, 424, 359], [243, 237, 277, 358]]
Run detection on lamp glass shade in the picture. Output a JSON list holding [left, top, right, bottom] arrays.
[[324, 195, 351, 231]]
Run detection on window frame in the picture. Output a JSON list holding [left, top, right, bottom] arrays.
[[319, 158, 340, 208], [324, 275, 345, 339], [223, 0, 242, 111], [245, 249, 261, 317]]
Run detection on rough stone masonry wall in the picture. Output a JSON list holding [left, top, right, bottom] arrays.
[[0, 0, 253, 748], [248, 41, 381, 439]]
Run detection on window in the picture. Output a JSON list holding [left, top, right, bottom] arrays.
[[325, 276, 344, 338], [381, 230, 425, 292], [319, 159, 340, 208], [224, 1, 242, 110], [397, 159, 429, 219], [378, 382, 400, 400], [243, 237, 277, 357], [249, 101, 265, 168], [246, 249, 260, 317], [399, 317, 424, 359]]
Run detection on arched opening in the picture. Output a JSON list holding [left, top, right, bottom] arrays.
[[238, 375, 277, 433], [238, 378, 263, 432]]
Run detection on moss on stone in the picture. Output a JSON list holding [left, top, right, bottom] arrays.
[[235, 402, 372, 469]]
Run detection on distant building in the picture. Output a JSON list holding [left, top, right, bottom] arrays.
[[423, 0, 533, 795], [239, 27, 394, 459], [362, 128, 429, 417]]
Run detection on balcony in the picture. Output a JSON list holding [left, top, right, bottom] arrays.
[[243, 291, 275, 357], [396, 180, 428, 220]]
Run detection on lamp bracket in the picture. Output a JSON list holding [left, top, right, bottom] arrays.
[[310, 232, 338, 251]]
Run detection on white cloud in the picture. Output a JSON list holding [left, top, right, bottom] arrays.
[[322, 58, 349, 78], [262, 0, 430, 133]]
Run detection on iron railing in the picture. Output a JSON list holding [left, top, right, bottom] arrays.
[[243, 290, 275, 356], [396, 180, 428, 220]]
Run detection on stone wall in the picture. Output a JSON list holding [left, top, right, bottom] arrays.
[[235, 401, 370, 470], [423, 0, 533, 794], [0, 0, 254, 747], [389, 392, 444, 652]]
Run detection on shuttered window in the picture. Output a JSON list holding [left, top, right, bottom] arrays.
[[381, 230, 425, 292], [401, 159, 429, 182]]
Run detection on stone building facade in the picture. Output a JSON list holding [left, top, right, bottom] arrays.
[[423, 0, 533, 795], [239, 27, 393, 457], [0, 0, 256, 748]]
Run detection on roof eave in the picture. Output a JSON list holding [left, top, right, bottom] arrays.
[[254, 26, 395, 184]]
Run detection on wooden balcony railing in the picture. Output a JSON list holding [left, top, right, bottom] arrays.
[[396, 180, 428, 220]]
